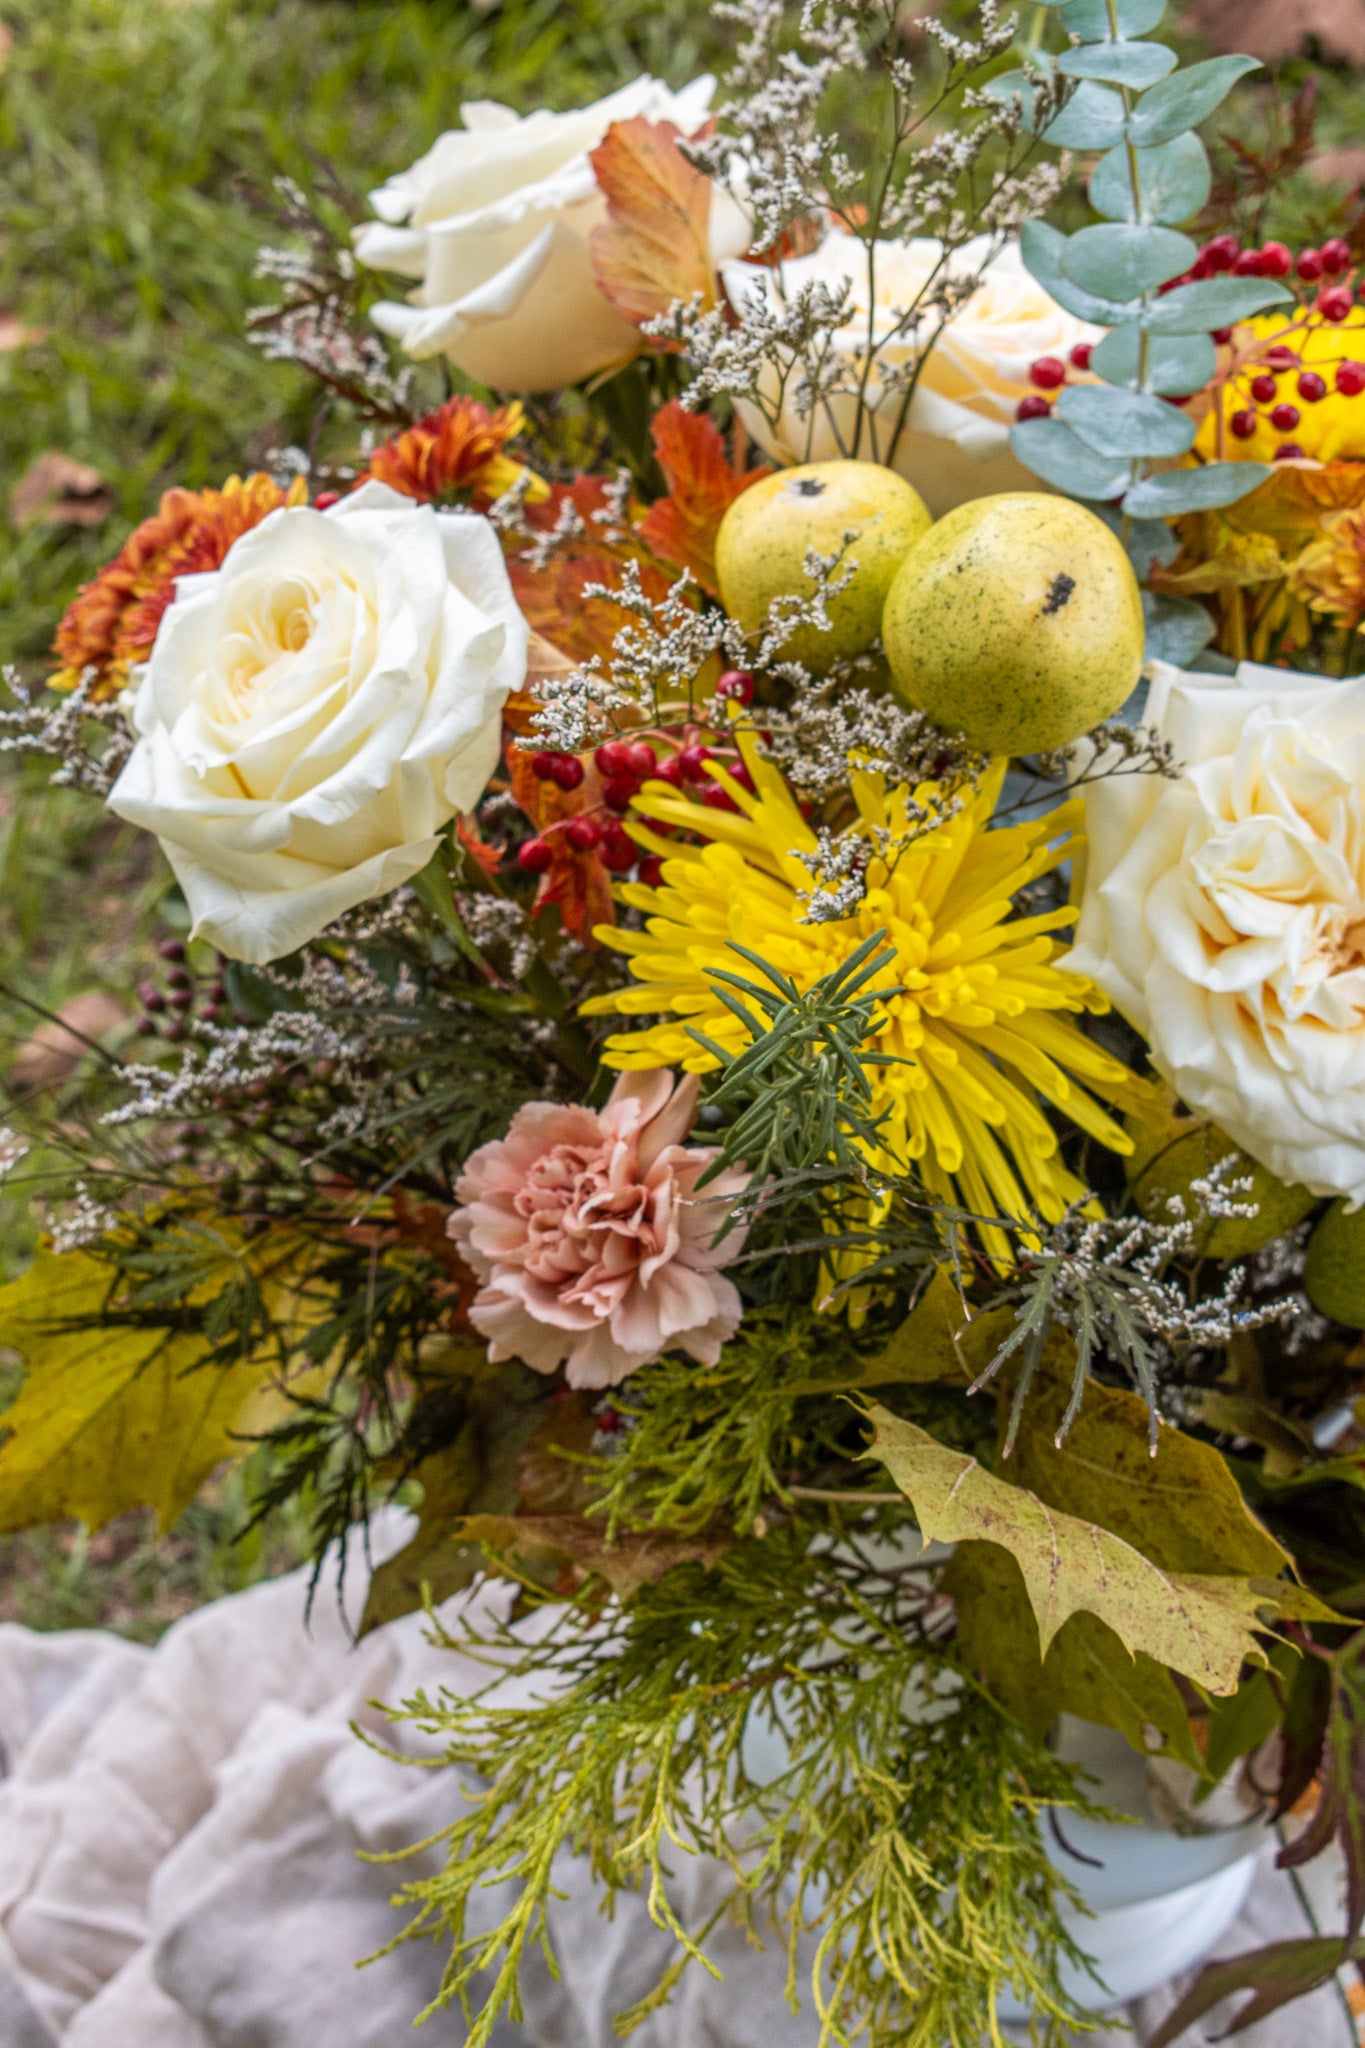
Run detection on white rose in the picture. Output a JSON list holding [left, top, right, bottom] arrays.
[[355, 75, 749, 393], [721, 230, 1100, 517], [1066, 659, 1365, 1204], [107, 482, 527, 965]]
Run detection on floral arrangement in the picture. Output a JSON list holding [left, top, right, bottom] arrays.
[[9, 3, 1365, 2044]]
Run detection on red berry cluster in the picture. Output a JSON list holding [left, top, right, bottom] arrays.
[[1014, 341, 1095, 422], [136, 940, 229, 1041], [1160, 235, 1361, 330], [1228, 332, 1365, 458]]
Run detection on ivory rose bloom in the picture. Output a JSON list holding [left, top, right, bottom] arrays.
[[721, 230, 1100, 516], [1066, 660, 1365, 1204], [355, 76, 749, 393], [108, 482, 526, 964], [449, 1070, 749, 1389]]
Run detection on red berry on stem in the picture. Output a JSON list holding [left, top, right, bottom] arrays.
[[564, 816, 601, 852], [1029, 355, 1066, 389], [637, 855, 665, 888], [1321, 237, 1352, 275], [729, 760, 756, 795], [1265, 346, 1299, 371], [1297, 249, 1324, 282], [1250, 372, 1277, 402], [603, 778, 635, 813], [313, 490, 341, 511], [678, 743, 711, 782], [1069, 341, 1093, 371], [1230, 408, 1259, 440], [700, 782, 739, 813], [530, 750, 557, 780], [1259, 242, 1292, 277], [1015, 395, 1051, 422], [1274, 442, 1305, 460], [159, 939, 186, 962], [601, 830, 636, 873], [654, 754, 685, 785], [594, 740, 632, 778], [1202, 235, 1239, 272], [1233, 249, 1265, 276], [1338, 361, 1365, 395], [1212, 327, 1233, 345], [1298, 370, 1328, 402], [517, 838, 554, 874], [549, 753, 584, 791], [625, 740, 657, 778], [1320, 285, 1354, 322], [716, 669, 755, 705], [1270, 401, 1300, 431]]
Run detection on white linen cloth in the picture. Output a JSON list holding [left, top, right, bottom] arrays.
[[0, 1518, 1355, 2048]]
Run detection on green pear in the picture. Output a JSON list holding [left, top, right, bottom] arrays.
[[881, 493, 1144, 755], [1305, 1200, 1365, 1326], [715, 460, 932, 674]]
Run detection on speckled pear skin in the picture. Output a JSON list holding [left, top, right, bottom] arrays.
[[715, 460, 933, 674], [881, 492, 1145, 756]]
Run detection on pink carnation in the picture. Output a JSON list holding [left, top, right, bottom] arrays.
[[448, 1069, 749, 1389]]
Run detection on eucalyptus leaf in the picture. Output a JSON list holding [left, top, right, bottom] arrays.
[[1058, 42, 1176, 87], [1090, 323, 1215, 394], [1019, 219, 1139, 325], [1090, 133, 1211, 226], [1142, 591, 1215, 665], [1041, 78, 1127, 150], [1143, 274, 1292, 333], [1008, 417, 1129, 500], [1122, 463, 1270, 516], [1092, 503, 1180, 579], [1057, 383, 1196, 458], [1061, 223, 1196, 300], [1128, 55, 1261, 149], [1058, 0, 1165, 35]]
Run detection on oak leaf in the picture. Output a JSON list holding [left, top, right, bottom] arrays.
[[0, 1233, 303, 1534], [589, 117, 717, 329], [636, 401, 770, 595], [865, 1403, 1311, 1695]]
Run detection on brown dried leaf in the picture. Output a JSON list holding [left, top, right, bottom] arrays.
[[1182, 0, 1365, 66], [10, 992, 128, 1094], [11, 452, 113, 529]]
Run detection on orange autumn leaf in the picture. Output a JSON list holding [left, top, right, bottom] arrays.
[[506, 745, 616, 945], [507, 476, 675, 667], [455, 812, 503, 879], [589, 116, 717, 329], [636, 400, 771, 594]]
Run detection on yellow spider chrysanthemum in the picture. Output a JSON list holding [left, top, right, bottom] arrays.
[[581, 737, 1134, 1267]]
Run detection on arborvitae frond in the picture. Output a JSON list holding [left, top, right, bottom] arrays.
[[376, 1533, 1098, 2048]]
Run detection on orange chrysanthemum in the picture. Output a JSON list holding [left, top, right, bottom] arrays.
[[51, 472, 305, 699], [365, 395, 543, 506], [1292, 505, 1365, 629]]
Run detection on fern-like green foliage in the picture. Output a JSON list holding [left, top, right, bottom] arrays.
[[379, 1529, 1099, 2048]]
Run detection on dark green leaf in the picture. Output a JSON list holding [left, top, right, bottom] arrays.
[[1008, 416, 1129, 500], [1019, 219, 1139, 324], [1090, 322, 1215, 394], [1061, 223, 1196, 300], [1122, 463, 1269, 515], [1090, 132, 1211, 225], [1057, 383, 1196, 457], [1128, 55, 1263, 148], [1059, 0, 1165, 34], [1143, 273, 1293, 333], [1058, 42, 1175, 87], [1142, 590, 1214, 664], [1041, 78, 1127, 149]]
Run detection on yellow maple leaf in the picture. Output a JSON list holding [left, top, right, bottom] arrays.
[[0, 1227, 316, 1534]]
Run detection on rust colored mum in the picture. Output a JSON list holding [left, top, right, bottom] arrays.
[[365, 395, 533, 505], [1293, 505, 1365, 629], [52, 472, 304, 699]]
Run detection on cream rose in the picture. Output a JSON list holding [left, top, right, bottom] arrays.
[[1066, 660, 1365, 1204], [355, 75, 749, 393], [107, 482, 527, 965], [720, 230, 1100, 517]]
